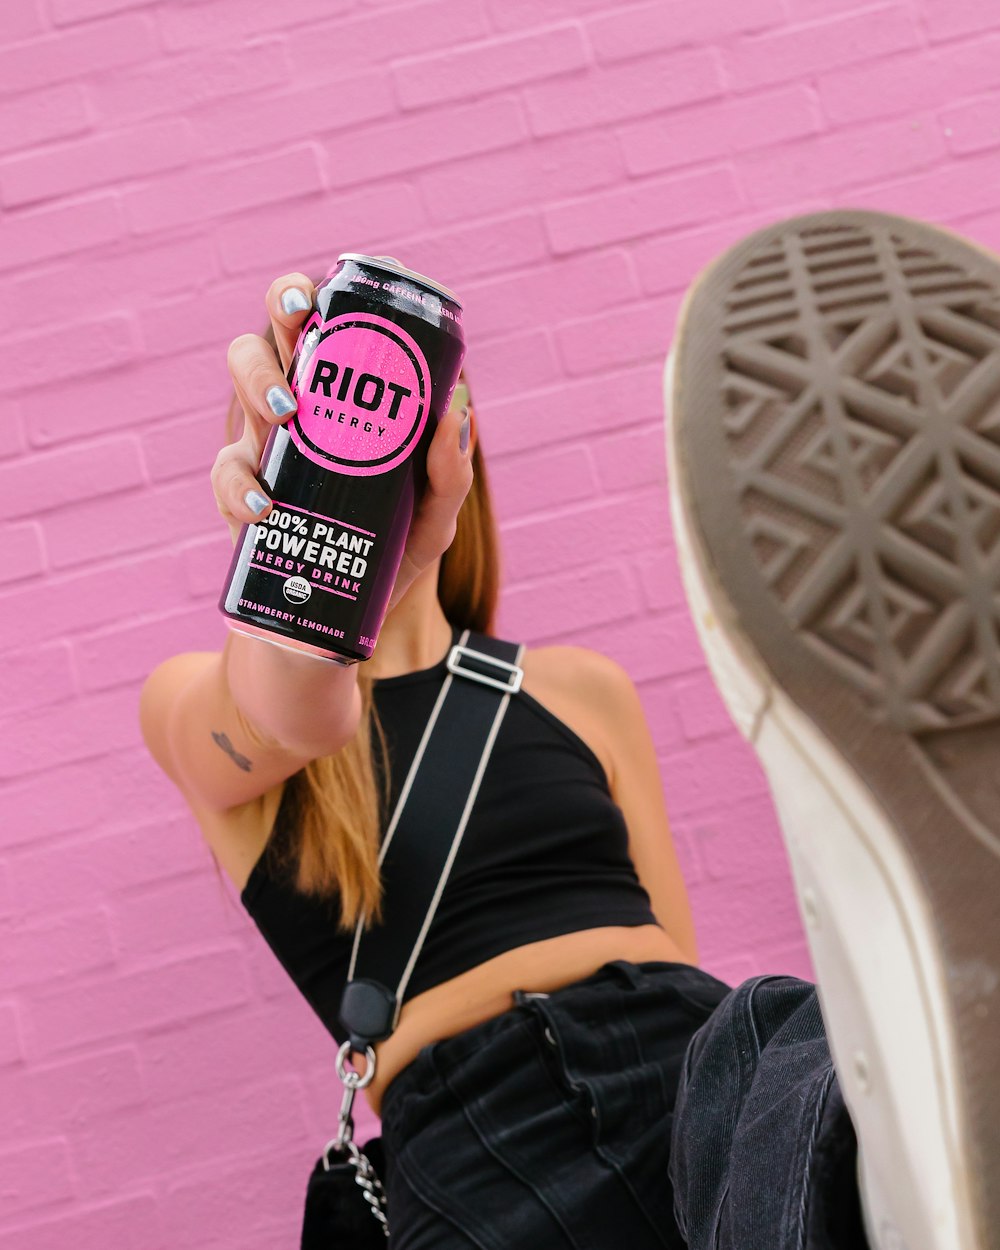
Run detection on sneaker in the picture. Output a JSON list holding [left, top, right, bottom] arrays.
[[664, 208, 999, 1250]]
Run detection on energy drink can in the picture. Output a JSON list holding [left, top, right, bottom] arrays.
[[219, 253, 466, 665]]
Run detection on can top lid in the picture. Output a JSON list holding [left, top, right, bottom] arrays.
[[335, 253, 463, 309]]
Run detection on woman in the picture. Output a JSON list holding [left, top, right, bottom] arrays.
[[139, 268, 730, 1245], [139, 219, 989, 1250]]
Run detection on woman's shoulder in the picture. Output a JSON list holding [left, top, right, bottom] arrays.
[[520, 639, 631, 698], [516, 641, 630, 787]]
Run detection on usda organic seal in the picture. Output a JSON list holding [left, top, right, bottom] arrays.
[[282, 576, 312, 605]]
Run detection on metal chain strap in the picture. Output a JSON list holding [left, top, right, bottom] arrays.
[[322, 1040, 390, 1238]]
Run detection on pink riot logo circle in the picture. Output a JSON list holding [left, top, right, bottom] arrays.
[[288, 312, 432, 477]]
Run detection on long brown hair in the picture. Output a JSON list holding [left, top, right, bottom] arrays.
[[223, 283, 501, 932]]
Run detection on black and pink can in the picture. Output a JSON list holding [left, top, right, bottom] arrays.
[[219, 253, 466, 665]]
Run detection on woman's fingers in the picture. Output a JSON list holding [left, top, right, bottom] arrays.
[[212, 440, 273, 534], [266, 272, 316, 374], [227, 332, 299, 428], [226, 273, 316, 454], [216, 273, 317, 545]]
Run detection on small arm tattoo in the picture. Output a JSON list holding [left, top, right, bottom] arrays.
[[211, 730, 252, 772]]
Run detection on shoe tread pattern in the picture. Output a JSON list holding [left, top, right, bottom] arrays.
[[717, 218, 1000, 735], [672, 209, 1000, 1250]]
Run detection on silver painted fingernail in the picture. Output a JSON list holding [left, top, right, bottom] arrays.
[[281, 286, 310, 315], [458, 406, 470, 454], [266, 385, 296, 417], [245, 489, 270, 516]]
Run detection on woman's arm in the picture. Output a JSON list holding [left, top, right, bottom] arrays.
[[140, 264, 474, 814], [587, 652, 700, 965], [139, 632, 362, 813]]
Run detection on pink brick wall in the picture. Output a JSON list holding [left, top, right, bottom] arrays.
[[2, 1, 998, 1243]]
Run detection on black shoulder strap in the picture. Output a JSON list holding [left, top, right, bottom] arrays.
[[337, 626, 525, 1054]]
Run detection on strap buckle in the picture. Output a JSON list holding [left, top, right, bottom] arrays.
[[446, 644, 524, 694]]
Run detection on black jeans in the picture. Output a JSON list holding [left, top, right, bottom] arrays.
[[378, 959, 868, 1249]]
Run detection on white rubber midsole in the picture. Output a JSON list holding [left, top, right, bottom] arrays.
[[663, 344, 975, 1250]]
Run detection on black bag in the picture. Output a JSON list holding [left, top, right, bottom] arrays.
[[300, 1135, 388, 1249], [299, 629, 526, 1245]]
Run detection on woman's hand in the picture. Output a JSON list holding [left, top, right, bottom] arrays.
[[213, 272, 316, 546], [214, 271, 475, 615]]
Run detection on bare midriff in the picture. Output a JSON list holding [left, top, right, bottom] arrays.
[[359, 921, 690, 1119]]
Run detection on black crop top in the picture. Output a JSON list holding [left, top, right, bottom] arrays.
[[240, 623, 660, 1045]]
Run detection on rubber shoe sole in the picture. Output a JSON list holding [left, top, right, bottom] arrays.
[[664, 208, 999, 1250]]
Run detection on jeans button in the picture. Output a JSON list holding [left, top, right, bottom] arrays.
[[543, 1025, 556, 1046]]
